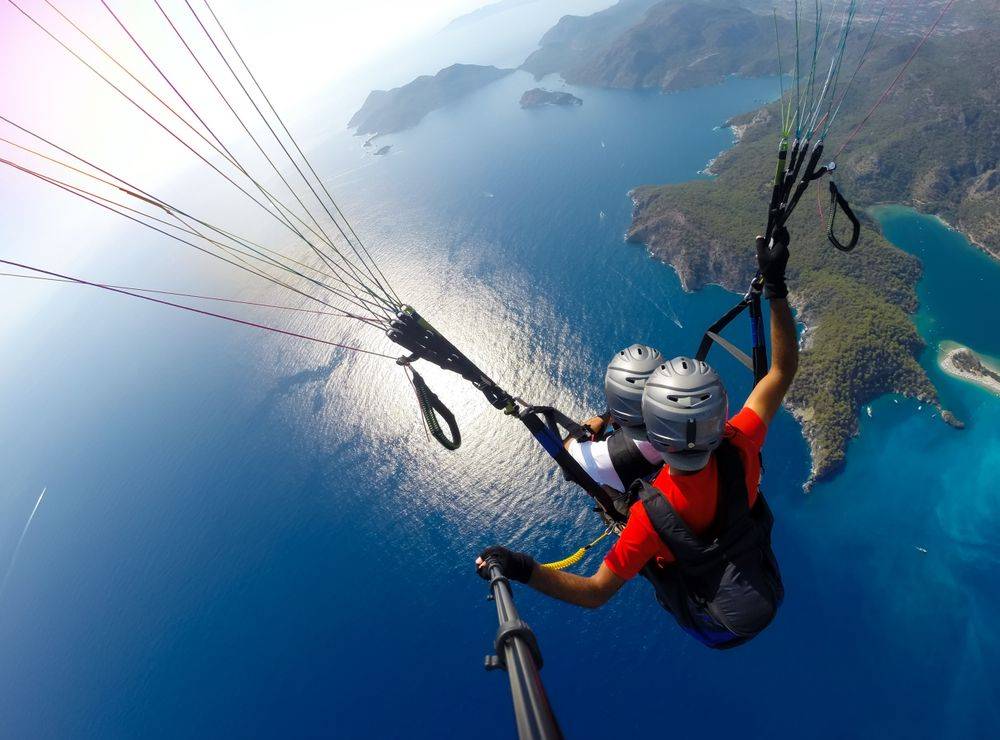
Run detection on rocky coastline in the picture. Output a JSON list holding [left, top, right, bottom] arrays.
[[626, 184, 962, 489]]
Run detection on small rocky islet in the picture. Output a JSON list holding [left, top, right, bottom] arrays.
[[519, 88, 583, 109]]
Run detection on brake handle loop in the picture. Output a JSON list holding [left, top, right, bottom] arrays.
[[827, 180, 861, 252], [407, 366, 462, 450]]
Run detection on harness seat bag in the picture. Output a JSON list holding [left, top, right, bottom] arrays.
[[636, 439, 784, 649]]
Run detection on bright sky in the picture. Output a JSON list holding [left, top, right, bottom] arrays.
[[0, 0, 610, 338], [0, 0, 605, 247], [0, 0, 487, 253], [0, 0, 490, 336], [165, 0, 488, 102], [0, 1, 485, 104], [0, 0, 486, 181]]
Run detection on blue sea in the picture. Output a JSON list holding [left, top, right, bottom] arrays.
[[2, 68, 999, 738]]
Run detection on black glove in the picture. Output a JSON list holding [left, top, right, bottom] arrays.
[[477, 546, 536, 584], [756, 226, 790, 299]]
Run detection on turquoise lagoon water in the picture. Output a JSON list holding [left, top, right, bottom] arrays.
[[0, 70, 998, 738]]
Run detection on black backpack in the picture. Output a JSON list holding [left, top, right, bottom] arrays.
[[636, 439, 783, 649]]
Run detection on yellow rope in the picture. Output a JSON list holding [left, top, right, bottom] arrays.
[[541, 528, 613, 571]]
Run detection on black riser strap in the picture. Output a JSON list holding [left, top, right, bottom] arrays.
[[518, 410, 625, 523]]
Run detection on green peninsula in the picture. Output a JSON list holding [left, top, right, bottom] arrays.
[[627, 19, 997, 485]]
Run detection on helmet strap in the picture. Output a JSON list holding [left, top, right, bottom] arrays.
[[686, 418, 697, 449]]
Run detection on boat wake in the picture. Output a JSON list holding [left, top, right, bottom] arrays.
[[1, 487, 47, 600]]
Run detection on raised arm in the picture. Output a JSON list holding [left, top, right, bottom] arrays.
[[744, 230, 799, 426]]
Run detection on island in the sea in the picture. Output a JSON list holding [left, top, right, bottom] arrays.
[[939, 343, 1000, 396], [519, 88, 582, 109], [349, 64, 513, 136]]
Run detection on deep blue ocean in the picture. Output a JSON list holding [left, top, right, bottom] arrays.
[[2, 68, 998, 738]]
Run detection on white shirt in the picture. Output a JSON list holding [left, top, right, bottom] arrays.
[[566, 435, 662, 492]]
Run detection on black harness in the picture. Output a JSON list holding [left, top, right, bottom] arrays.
[[637, 439, 784, 649], [605, 429, 660, 491]]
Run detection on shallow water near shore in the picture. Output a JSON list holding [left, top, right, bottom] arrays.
[[1, 72, 999, 738]]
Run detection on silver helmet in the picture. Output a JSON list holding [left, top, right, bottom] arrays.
[[641, 357, 728, 471], [604, 344, 665, 428]]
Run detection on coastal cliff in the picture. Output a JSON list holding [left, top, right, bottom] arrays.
[[349, 64, 513, 136], [521, 0, 660, 80], [522, 1, 783, 92], [627, 178, 947, 486]]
